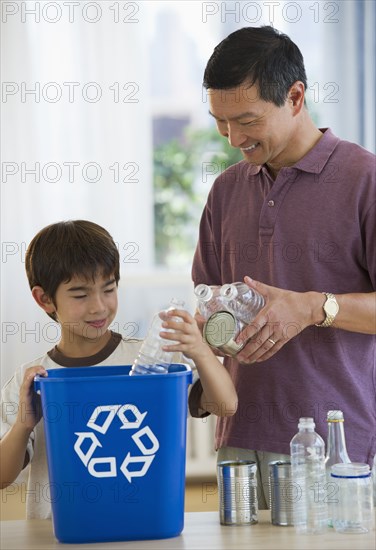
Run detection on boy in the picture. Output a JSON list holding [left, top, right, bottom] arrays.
[[0, 220, 237, 519]]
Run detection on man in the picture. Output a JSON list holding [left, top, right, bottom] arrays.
[[189, 26, 376, 509]]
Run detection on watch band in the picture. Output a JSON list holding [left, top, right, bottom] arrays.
[[315, 292, 338, 328]]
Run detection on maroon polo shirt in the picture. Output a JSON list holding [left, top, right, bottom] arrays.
[[191, 129, 376, 464]]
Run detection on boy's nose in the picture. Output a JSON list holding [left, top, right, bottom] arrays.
[[88, 295, 106, 313]]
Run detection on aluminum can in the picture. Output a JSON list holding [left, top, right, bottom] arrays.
[[217, 460, 258, 525], [268, 460, 294, 526]]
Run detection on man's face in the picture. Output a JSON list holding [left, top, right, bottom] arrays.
[[208, 83, 297, 171]]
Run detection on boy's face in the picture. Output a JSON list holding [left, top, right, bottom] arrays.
[[53, 272, 118, 347]]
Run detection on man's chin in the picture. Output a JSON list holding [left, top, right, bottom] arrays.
[[241, 152, 261, 165], [241, 145, 263, 164]]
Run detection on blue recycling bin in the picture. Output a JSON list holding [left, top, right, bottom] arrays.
[[34, 364, 192, 543]]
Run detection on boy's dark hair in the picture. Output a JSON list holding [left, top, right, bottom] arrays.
[[25, 220, 120, 321], [203, 26, 307, 107]]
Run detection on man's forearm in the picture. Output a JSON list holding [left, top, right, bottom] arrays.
[[322, 291, 376, 334]]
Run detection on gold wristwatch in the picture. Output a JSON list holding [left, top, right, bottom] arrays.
[[315, 292, 339, 328]]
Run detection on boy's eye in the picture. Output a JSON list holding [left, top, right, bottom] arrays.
[[73, 295, 87, 299], [105, 288, 116, 294]]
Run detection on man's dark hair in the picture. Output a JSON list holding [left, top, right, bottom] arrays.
[[203, 26, 307, 106], [25, 220, 120, 320]]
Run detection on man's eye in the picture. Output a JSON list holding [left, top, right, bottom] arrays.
[[240, 120, 256, 126], [105, 288, 115, 293], [73, 295, 86, 299]]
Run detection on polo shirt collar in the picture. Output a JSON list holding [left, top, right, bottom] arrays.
[[245, 128, 340, 176], [293, 128, 340, 174]]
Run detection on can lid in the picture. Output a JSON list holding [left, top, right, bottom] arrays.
[[268, 460, 291, 468], [217, 460, 257, 474], [204, 311, 238, 347]]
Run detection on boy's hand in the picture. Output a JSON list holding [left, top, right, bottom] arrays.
[[160, 309, 213, 363], [193, 311, 206, 333], [16, 366, 47, 432], [193, 310, 227, 358]]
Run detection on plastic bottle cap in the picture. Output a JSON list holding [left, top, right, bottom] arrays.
[[194, 284, 213, 302], [298, 417, 315, 429], [326, 410, 344, 421], [220, 284, 238, 300], [169, 298, 185, 309]]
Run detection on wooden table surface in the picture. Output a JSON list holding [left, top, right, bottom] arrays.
[[1, 511, 375, 549]]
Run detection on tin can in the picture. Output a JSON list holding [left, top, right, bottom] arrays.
[[203, 311, 245, 357], [268, 460, 294, 526], [217, 460, 258, 525]]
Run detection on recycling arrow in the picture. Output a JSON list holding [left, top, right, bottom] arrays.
[[117, 404, 147, 429], [120, 453, 155, 483], [88, 456, 117, 478], [87, 404, 121, 434], [132, 426, 160, 455], [74, 432, 102, 466]]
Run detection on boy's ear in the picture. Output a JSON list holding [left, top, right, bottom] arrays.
[[31, 286, 56, 314]]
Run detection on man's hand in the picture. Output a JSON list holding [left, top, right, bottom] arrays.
[[235, 276, 320, 364]]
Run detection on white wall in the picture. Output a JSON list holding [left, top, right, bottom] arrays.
[[1, 4, 155, 384]]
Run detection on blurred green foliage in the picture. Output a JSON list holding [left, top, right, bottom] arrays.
[[153, 126, 242, 267]]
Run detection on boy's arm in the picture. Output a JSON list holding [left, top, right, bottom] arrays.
[[0, 366, 46, 488], [188, 346, 238, 417], [161, 310, 238, 417], [0, 422, 32, 488]]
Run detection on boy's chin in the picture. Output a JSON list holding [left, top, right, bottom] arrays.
[[83, 326, 110, 339]]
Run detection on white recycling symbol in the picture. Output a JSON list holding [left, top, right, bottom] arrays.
[[73, 404, 159, 482]]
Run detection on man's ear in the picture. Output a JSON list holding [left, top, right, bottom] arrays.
[[288, 81, 305, 114], [31, 286, 56, 314]]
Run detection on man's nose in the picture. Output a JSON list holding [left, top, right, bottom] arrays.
[[226, 125, 248, 148]]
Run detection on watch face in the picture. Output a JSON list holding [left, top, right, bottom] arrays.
[[325, 299, 339, 316]]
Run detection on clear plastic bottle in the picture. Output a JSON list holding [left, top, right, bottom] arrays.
[[220, 282, 265, 324], [290, 417, 328, 534], [194, 284, 224, 320], [324, 410, 351, 526], [330, 463, 374, 533], [130, 298, 184, 375]]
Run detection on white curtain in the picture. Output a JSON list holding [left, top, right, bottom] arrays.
[[1, 4, 154, 383]]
